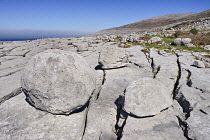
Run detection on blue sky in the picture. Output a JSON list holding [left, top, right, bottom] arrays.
[[0, 0, 209, 38]]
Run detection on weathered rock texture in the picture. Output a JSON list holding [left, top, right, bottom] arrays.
[[98, 47, 129, 69], [0, 93, 87, 140], [148, 36, 162, 44], [21, 49, 96, 114], [171, 38, 194, 47], [124, 78, 173, 117], [0, 34, 210, 140]]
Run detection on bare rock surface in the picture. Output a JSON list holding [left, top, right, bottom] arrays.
[[187, 107, 210, 140], [73, 42, 89, 52], [83, 66, 151, 139], [192, 60, 205, 68], [148, 36, 162, 44], [0, 93, 87, 140], [98, 47, 129, 69], [122, 108, 187, 140], [21, 49, 96, 114], [0, 70, 23, 103], [124, 78, 173, 117], [1, 36, 210, 140], [150, 50, 178, 92]]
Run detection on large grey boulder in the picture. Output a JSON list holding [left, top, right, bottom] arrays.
[[120, 35, 128, 42], [123, 78, 173, 117], [181, 38, 192, 46], [171, 38, 194, 47], [148, 36, 162, 44], [98, 47, 129, 69], [74, 42, 89, 52], [171, 38, 182, 46], [21, 49, 96, 114], [204, 45, 210, 50]]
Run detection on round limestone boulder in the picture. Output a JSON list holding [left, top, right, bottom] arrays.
[[21, 49, 96, 114], [98, 47, 129, 69], [124, 78, 173, 117], [148, 36, 162, 44], [171, 38, 182, 46], [204, 45, 210, 50]]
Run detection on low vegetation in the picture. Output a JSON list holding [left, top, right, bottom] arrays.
[[140, 35, 151, 41], [202, 55, 210, 58], [127, 41, 142, 45], [189, 28, 198, 34], [182, 32, 210, 46], [101, 29, 210, 54], [173, 31, 188, 37], [161, 37, 174, 44], [139, 42, 210, 54], [118, 43, 131, 48]]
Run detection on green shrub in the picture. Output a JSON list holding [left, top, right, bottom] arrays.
[[190, 28, 198, 35], [174, 31, 182, 37]]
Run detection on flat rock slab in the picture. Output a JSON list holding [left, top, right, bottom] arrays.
[[190, 68, 210, 93], [99, 67, 152, 105], [98, 47, 129, 69], [0, 93, 87, 140], [0, 70, 23, 102], [0, 57, 28, 70], [124, 78, 173, 117], [82, 102, 117, 140], [150, 50, 178, 92], [122, 108, 187, 140], [124, 46, 151, 68], [187, 107, 210, 140]]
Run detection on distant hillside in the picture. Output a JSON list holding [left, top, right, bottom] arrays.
[[118, 13, 193, 29], [117, 9, 210, 29], [90, 9, 210, 36]]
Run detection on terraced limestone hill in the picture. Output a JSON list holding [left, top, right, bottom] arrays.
[[90, 9, 210, 36]]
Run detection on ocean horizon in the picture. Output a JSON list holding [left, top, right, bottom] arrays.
[[0, 36, 81, 42], [0, 38, 43, 41]]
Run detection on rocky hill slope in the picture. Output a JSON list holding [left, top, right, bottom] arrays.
[[90, 9, 210, 36]]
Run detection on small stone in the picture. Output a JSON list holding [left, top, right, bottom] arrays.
[[75, 42, 89, 52], [192, 60, 205, 68]]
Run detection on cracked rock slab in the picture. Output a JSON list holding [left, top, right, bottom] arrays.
[[98, 47, 129, 69], [186, 107, 210, 140], [0, 70, 23, 102], [82, 102, 117, 140], [0, 93, 86, 140], [83, 66, 151, 140], [124, 77, 173, 117], [122, 108, 187, 140]]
